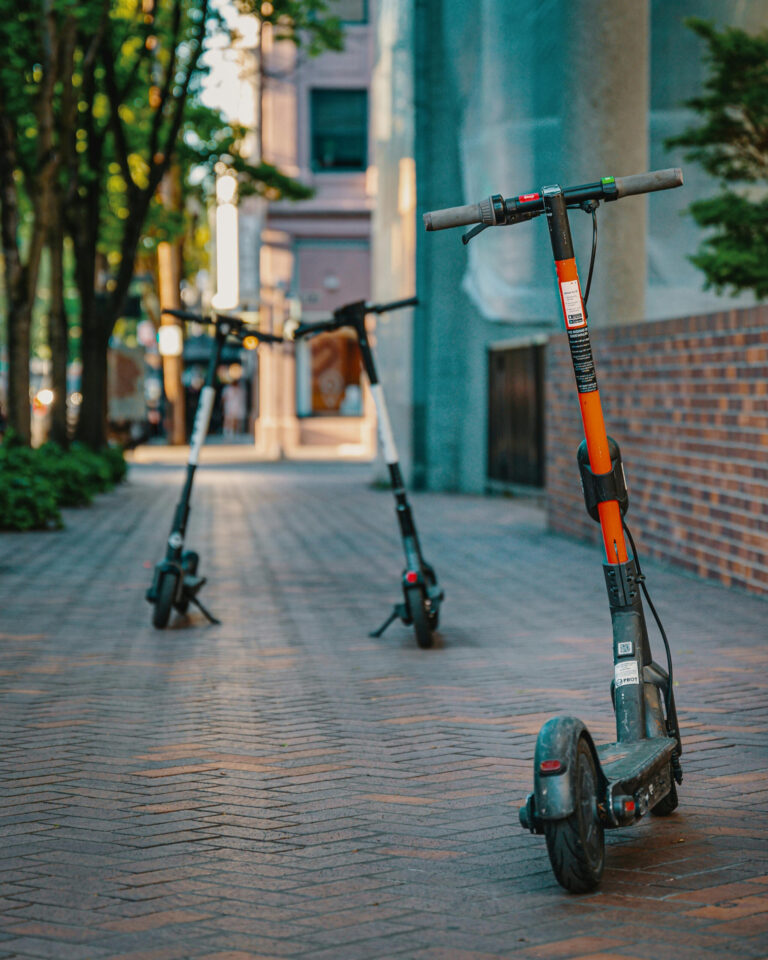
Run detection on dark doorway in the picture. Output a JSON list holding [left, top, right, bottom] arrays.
[[487, 343, 545, 488]]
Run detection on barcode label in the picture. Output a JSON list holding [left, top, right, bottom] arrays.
[[561, 280, 586, 329]]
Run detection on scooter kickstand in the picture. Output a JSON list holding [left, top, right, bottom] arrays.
[[369, 604, 406, 638], [189, 593, 221, 625]]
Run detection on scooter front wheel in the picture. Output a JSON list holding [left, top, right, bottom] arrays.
[[405, 586, 434, 649], [152, 572, 177, 629], [544, 736, 605, 893], [424, 565, 440, 629], [176, 551, 199, 615]]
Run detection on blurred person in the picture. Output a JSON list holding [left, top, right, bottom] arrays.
[[222, 379, 246, 436]]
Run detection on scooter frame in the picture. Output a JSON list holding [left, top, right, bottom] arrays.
[[424, 168, 684, 891], [146, 308, 282, 629], [292, 297, 444, 648]]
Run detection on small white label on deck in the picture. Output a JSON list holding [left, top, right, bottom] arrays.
[[615, 660, 640, 687]]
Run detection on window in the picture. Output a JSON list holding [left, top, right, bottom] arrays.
[[310, 89, 368, 172], [330, 0, 367, 22]]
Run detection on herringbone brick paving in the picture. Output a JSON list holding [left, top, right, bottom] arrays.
[[1, 457, 767, 959]]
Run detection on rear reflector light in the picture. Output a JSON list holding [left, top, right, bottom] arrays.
[[623, 799, 636, 814], [405, 571, 419, 584], [539, 759, 563, 774]]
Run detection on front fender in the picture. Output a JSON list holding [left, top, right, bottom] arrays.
[[533, 716, 602, 820]]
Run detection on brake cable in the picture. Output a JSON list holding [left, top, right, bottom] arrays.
[[578, 199, 599, 311], [622, 519, 675, 721]]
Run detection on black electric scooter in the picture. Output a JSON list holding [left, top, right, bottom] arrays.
[[290, 297, 444, 648], [146, 308, 283, 629], [424, 168, 684, 890]]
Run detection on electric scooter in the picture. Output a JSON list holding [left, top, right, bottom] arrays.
[[146, 308, 283, 629], [289, 297, 444, 649], [424, 168, 684, 890]]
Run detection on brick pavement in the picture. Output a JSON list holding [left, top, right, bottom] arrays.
[[0, 456, 767, 960]]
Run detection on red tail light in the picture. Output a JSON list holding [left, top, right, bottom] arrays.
[[539, 759, 563, 775], [405, 571, 419, 584]]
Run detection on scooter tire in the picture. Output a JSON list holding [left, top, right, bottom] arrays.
[[650, 774, 678, 817], [544, 736, 605, 893], [406, 586, 434, 649], [152, 572, 176, 629]]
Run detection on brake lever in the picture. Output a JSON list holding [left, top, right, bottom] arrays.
[[462, 224, 488, 245]]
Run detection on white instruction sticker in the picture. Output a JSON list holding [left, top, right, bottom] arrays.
[[615, 660, 640, 687], [560, 280, 587, 330]]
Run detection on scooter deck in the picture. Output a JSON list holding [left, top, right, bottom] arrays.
[[597, 736, 676, 794]]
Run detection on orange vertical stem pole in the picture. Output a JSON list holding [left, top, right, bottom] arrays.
[[555, 257, 628, 564]]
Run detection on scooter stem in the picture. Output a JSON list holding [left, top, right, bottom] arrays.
[[543, 186, 628, 566]]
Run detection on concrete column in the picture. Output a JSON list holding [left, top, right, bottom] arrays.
[[253, 303, 282, 459], [563, 0, 649, 327]]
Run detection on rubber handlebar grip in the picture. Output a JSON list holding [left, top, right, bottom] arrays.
[[423, 202, 483, 232], [161, 308, 206, 323], [614, 167, 683, 198], [294, 320, 338, 339], [370, 296, 418, 313]]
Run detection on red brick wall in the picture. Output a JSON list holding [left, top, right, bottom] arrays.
[[546, 306, 768, 596]]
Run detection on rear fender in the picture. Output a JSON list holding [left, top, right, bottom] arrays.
[[533, 716, 603, 820]]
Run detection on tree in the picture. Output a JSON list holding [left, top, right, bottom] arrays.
[[66, 0, 343, 449], [667, 18, 768, 299], [0, 1, 82, 443]]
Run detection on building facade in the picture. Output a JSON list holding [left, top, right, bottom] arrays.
[[371, 0, 768, 493], [251, 0, 379, 459]]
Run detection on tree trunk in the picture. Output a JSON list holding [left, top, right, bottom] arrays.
[[76, 306, 110, 449], [7, 294, 32, 445], [0, 118, 30, 445], [49, 204, 69, 447], [157, 167, 186, 445]]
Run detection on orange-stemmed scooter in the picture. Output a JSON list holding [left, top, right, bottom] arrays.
[[424, 168, 684, 892]]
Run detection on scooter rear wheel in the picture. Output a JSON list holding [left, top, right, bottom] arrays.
[[152, 572, 176, 629], [406, 586, 434, 649], [544, 736, 605, 893]]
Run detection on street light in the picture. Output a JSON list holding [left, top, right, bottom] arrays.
[[157, 325, 183, 357], [213, 171, 239, 311]]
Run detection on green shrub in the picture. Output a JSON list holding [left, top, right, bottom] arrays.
[[0, 437, 127, 530], [0, 459, 62, 531]]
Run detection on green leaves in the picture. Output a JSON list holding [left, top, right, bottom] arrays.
[[668, 18, 768, 182], [667, 19, 768, 298], [234, 0, 344, 56], [688, 191, 768, 299]]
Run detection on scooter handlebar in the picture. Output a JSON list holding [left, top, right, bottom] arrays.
[[423, 202, 483, 232], [422, 167, 684, 232], [240, 329, 283, 344], [293, 319, 339, 339], [161, 308, 208, 323], [614, 167, 683, 198], [368, 296, 419, 313], [161, 308, 282, 343]]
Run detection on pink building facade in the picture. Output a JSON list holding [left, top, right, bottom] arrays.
[[253, 1, 377, 458]]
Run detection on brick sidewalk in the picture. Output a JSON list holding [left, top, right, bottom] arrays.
[[1, 458, 767, 960]]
